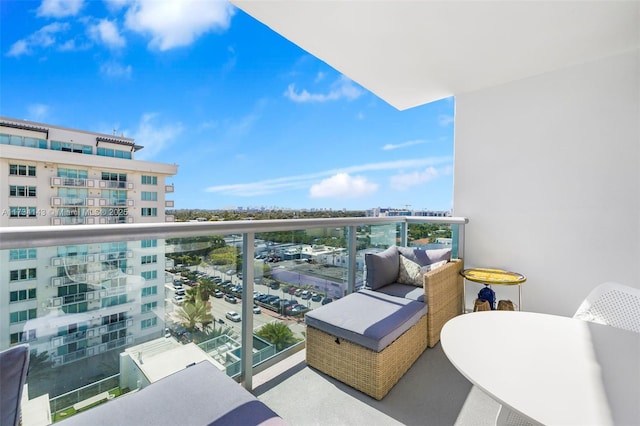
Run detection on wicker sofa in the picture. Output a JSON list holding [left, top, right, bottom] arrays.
[[305, 246, 463, 399], [365, 246, 464, 347]]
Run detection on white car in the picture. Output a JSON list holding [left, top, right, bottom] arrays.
[[253, 305, 261, 314], [225, 311, 241, 322]]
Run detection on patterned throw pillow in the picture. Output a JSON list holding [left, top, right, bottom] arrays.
[[397, 255, 423, 286]]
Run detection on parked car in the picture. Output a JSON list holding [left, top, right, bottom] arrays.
[[301, 290, 311, 300], [224, 294, 237, 304], [270, 282, 280, 290], [294, 289, 302, 297], [225, 311, 241, 322], [321, 297, 333, 305], [311, 293, 322, 302], [288, 287, 297, 295], [213, 290, 224, 298]]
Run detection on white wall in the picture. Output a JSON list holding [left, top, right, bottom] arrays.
[[453, 50, 639, 316]]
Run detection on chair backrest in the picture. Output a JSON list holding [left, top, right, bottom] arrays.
[[573, 282, 640, 334], [0, 344, 30, 426]]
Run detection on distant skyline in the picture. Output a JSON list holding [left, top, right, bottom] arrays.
[[1, 0, 454, 211]]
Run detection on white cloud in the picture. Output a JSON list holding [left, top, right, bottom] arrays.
[[37, 0, 84, 18], [124, 0, 235, 51], [438, 114, 454, 126], [6, 22, 70, 57], [284, 76, 363, 103], [100, 61, 132, 78], [130, 113, 183, 160], [382, 139, 427, 151], [205, 157, 451, 197], [88, 19, 126, 49], [27, 104, 50, 121], [310, 173, 378, 199], [389, 166, 453, 191]]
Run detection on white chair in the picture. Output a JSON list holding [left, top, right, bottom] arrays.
[[573, 281, 640, 333]]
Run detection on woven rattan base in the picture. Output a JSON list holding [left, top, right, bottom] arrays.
[[306, 314, 428, 400]]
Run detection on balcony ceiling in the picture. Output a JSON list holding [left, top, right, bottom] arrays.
[[231, 1, 640, 110]]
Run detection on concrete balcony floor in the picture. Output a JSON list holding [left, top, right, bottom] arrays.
[[253, 344, 502, 426]]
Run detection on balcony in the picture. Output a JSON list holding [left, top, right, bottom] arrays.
[[2, 216, 472, 424]]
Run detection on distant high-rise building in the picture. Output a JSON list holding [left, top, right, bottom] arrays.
[[1, 117, 178, 367]]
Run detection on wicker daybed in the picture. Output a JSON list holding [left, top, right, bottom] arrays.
[[305, 247, 463, 400]]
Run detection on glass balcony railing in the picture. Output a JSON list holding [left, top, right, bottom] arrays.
[[0, 215, 467, 423]]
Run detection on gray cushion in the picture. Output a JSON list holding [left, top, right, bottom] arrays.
[[397, 247, 451, 267], [305, 289, 427, 352], [59, 361, 285, 426], [375, 283, 426, 303], [365, 246, 399, 290]]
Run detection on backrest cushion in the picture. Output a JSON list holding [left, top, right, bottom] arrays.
[[397, 255, 423, 286], [365, 246, 399, 290], [397, 247, 452, 266]]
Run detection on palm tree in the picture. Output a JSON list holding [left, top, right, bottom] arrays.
[[176, 298, 213, 332], [198, 278, 216, 301], [255, 321, 301, 351]]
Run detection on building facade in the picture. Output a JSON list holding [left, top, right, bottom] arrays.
[[0, 117, 178, 368]]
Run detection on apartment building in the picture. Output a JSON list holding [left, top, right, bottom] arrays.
[[0, 117, 178, 368]]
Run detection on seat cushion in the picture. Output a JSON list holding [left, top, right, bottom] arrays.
[[59, 361, 285, 426], [305, 289, 427, 352], [376, 283, 425, 302]]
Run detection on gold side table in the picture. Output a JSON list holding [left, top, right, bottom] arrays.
[[461, 268, 527, 312]]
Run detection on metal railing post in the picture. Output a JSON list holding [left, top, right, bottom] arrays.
[[241, 232, 254, 390]]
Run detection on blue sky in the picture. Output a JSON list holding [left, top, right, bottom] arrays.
[[1, 0, 454, 211]]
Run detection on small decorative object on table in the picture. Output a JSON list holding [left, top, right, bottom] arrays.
[[461, 268, 526, 312]]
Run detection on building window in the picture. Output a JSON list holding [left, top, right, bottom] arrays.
[[9, 309, 37, 324], [141, 285, 157, 297], [9, 207, 37, 218], [101, 295, 127, 308], [141, 317, 157, 329], [58, 168, 88, 179], [141, 239, 157, 248], [141, 301, 157, 313], [1, 134, 47, 149], [141, 208, 157, 217], [141, 191, 158, 201], [9, 248, 37, 261], [97, 147, 132, 159], [102, 312, 126, 326], [9, 164, 36, 176], [10, 268, 37, 282], [10, 330, 36, 344], [10, 288, 37, 303], [141, 271, 158, 281], [51, 141, 92, 154], [141, 255, 157, 265], [101, 172, 127, 182], [141, 175, 157, 185], [9, 185, 37, 197]]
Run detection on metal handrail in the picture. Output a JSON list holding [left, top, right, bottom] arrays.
[[0, 216, 468, 250]]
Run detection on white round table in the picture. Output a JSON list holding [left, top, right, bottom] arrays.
[[441, 311, 640, 425]]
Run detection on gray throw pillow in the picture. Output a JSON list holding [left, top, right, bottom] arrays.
[[397, 246, 451, 266], [365, 246, 399, 290]]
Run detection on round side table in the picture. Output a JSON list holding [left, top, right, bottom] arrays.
[[461, 268, 527, 312]]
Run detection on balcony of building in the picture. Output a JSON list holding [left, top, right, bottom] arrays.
[[3, 2, 638, 425]]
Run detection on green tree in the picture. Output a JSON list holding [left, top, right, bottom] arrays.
[[255, 322, 301, 352], [198, 278, 217, 302], [176, 298, 214, 332]]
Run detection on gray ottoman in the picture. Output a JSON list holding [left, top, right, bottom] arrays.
[[305, 290, 428, 400]]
